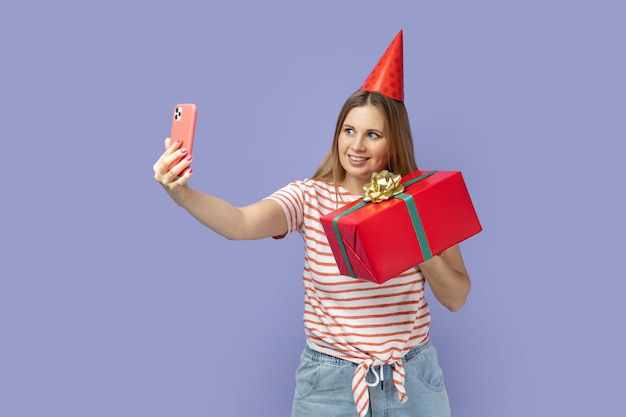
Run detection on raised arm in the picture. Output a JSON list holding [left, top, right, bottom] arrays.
[[153, 137, 288, 240]]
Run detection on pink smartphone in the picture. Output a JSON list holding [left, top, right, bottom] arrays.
[[168, 103, 197, 173]]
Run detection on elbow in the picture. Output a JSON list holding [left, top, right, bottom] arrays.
[[222, 226, 260, 241], [445, 284, 471, 312], [446, 298, 466, 312], [223, 231, 244, 241], [220, 220, 248, 240]]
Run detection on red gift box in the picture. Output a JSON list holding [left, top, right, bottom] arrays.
[[320, 170, 482, 284]]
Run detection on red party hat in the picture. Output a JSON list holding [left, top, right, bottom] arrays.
[[360, 30, 404, 102]]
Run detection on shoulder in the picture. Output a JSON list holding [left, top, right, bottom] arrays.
[[269, 179, 358, 213], [274, 178, 336, 199]]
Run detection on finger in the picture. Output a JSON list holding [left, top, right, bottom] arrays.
[[154, 157, 184, 185], [167, 152, 193, 178], [178, 166, 194, 183], [164, 165, 193, 190], [165, 137, 182, 153], [153, 149, 173, 179], [154, 141, 187, 174]]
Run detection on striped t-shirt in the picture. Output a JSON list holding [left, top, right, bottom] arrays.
[[266, 178, 431, 417]]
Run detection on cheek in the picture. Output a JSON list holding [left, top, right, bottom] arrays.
[[375, 159, 388, 171], [374, 144, 389, 161], [337, 137, 350, 153]]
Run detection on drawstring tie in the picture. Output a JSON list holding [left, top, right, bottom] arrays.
[[352, 358, 408, 417], [365, 365, 385, 389]]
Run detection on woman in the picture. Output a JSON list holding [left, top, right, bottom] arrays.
[[153, 31, 470, 417]]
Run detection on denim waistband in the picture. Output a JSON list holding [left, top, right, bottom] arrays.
[[303, 339, 432, 366]]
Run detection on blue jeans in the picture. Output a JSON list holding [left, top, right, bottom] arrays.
[[291, 340, 451, 417]]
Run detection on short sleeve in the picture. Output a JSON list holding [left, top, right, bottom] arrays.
[[264, 181, 307, 238]]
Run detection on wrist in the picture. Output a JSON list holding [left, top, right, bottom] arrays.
[[167, 184, 190, 207]]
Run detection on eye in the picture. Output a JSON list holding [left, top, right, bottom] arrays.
[[368, 131, 381, 139], [343, 127, 355, 135]]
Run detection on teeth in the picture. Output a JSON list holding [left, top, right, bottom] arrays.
[[350, 155, 368, 162]]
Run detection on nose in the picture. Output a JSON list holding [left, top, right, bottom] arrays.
[[350, 135, 366, 152]]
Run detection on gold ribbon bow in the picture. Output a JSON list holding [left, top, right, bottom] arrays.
[[363, 170, 405, 203]]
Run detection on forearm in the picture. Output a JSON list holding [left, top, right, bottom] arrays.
[[167, 186, 287, 240], [419, 247, 471, 312], [175, 187, 247, 240]]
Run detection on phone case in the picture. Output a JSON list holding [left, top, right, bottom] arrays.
[[168, 103, 197, 173]]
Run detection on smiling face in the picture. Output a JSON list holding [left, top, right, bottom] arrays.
[[337, 104, 389, 195], [311, 90, 417, 192]]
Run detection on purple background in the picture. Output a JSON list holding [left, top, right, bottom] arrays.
[[1, 1, 624, 416]]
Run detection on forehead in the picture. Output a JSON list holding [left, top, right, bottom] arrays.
[[343, 104, 386, 130]]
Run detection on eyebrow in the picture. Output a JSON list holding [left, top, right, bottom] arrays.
[[342, 124, 385, 135]]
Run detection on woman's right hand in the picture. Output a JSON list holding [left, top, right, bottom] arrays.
[[153, 137, 193, 205]]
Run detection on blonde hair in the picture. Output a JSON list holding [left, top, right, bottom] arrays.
[[312, 90, 418, 187]]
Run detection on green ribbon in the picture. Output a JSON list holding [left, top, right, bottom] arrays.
[[331, 171, 437, 279]]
